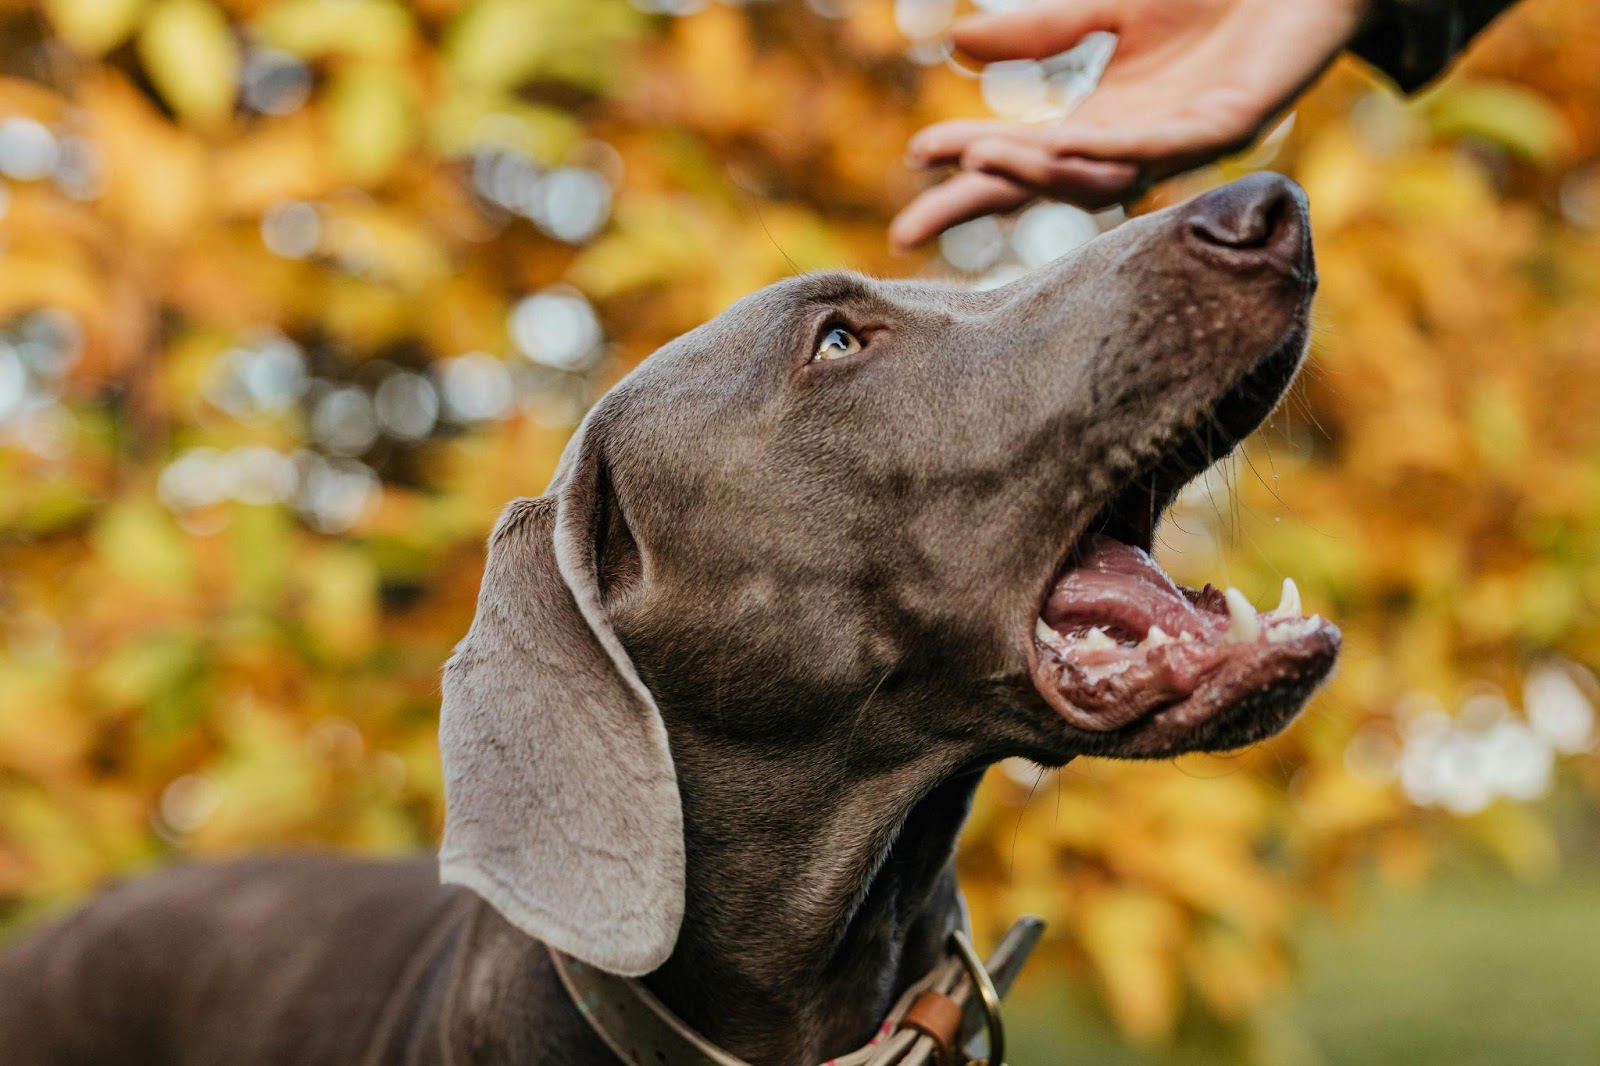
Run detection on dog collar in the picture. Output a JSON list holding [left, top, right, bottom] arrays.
[[550, 916, 1043, 1066]]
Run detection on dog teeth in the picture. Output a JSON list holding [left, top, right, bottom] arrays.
[[1140, 625, 1172, 648], [1275, 577, 1301, 616], [1224, 587, 1260, 644], [1078, 626, 1118, 651], [1266, 614, 1323, 644]]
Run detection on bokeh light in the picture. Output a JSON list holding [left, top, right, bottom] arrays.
[[1, 2, 1599, 1059], [0, 116, 58, 180], [509, 288, 604, 371]]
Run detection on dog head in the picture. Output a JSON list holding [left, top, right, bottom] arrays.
[[439, 173, 1339, 975]]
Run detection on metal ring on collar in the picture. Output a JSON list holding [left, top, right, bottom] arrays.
[[948, 930, 1005, 1066]]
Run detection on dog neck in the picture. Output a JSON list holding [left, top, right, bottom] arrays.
[[640, 731, 982, 1066]]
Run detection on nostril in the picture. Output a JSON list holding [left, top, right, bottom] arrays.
[[1189, 189, 1288, 248], [1245, 191, 1289, 247], [1184, 173, 1305, 259]]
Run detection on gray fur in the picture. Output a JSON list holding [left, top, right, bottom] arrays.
[[439, 481, 684, 977], [0, 175, 1319, 1066]]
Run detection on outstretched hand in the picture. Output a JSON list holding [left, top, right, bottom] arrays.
[[890, 0, 1370, 250]]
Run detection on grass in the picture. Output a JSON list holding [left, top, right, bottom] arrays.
[[1003, 873, 1600, 1065]]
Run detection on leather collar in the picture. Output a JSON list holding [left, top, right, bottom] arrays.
[[551, 915, 1044, 1066]]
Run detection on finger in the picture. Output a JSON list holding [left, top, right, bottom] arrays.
[[1042, 106, 1261, 163], [889, 172, 1034, 252], [953, 0, 1120, 63], [906, 108, 1217, 169], [960, 138, 1142, 208], [907, 119, 1054, 168]]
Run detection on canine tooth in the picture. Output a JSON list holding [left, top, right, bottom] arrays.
[[1179, 630, 1197, 642], [1141, 625, 1172, 648], [1224, 587, 1260, 643], [1079, 627, 1118, 651], [1276, 577, 1301, 616], [1035, 618, 1054, 643]]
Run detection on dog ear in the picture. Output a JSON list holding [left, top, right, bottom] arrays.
[[438, 440, 683, 977]]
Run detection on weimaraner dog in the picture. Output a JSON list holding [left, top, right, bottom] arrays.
[[0, 172, 1338, 1065]]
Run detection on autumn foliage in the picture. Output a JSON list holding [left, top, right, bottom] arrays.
[[1, 0, 1598, 1054]]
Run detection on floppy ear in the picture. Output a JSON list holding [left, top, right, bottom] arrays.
[[438, 446, 683, 976]]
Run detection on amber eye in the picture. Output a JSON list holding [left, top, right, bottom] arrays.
[[813, 326, 862, 362]]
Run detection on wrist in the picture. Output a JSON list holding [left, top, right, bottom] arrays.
[[1342, 0, 1384, 40], [1347, 0, 1471, 94]]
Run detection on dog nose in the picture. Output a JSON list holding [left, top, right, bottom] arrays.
[[1184, 173, 1308, 272]]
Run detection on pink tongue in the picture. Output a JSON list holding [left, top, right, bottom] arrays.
[[1042, 536, 1209, 638]]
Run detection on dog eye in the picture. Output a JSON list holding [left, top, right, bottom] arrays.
[[813, 327, 862, 362]]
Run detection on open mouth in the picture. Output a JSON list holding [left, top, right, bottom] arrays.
[[1029, 328, 1341, 750]]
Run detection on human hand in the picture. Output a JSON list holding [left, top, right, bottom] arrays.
[[890, 0, 1371, 250]]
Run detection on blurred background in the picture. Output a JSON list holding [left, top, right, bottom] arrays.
[[1, 0, 1598, 1062]]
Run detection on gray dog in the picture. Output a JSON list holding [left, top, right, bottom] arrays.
[[0, 172, 1338, 1066]]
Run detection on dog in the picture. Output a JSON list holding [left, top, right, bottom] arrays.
[[0, 172, 1338, 1066]]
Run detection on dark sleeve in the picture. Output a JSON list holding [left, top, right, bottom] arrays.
[[1350, 0, 1520, 93]]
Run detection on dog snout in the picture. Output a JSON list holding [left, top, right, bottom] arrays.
[[1183, 173, 1310, 278]]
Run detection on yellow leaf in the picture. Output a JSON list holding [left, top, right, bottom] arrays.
[[428, 94, 581, 162], [214, 110, 332, 213], [136, 0, 240, 129], [89, 635, 202, 718], [1425, 80, 1573, 164], [569, 199, 706, 299], [190, 702, 322, 846], [1296, 127, 1379, 233], [1380, 152, 1496, 225], [80, 73, 212, 238], [1288, 766, 1403, 835], [1076, 887, 1186, 1044], [319, 204, 450, 291], [0, 665, 84, 780], [0, 788, 112, 901], [253, 0, 416, 62], [301, 545, 379, 663], [1468, 804, 1561, 882], [44, 0, 146, 54], [90, 499, 195, 597], [325, 64, 416, 185], [442, 0, 640, 93], [1184, 926, 1283, 1020], [229, 504, 293, 610]]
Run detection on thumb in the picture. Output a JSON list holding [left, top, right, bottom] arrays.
[[953, 0, 1120, 63]]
